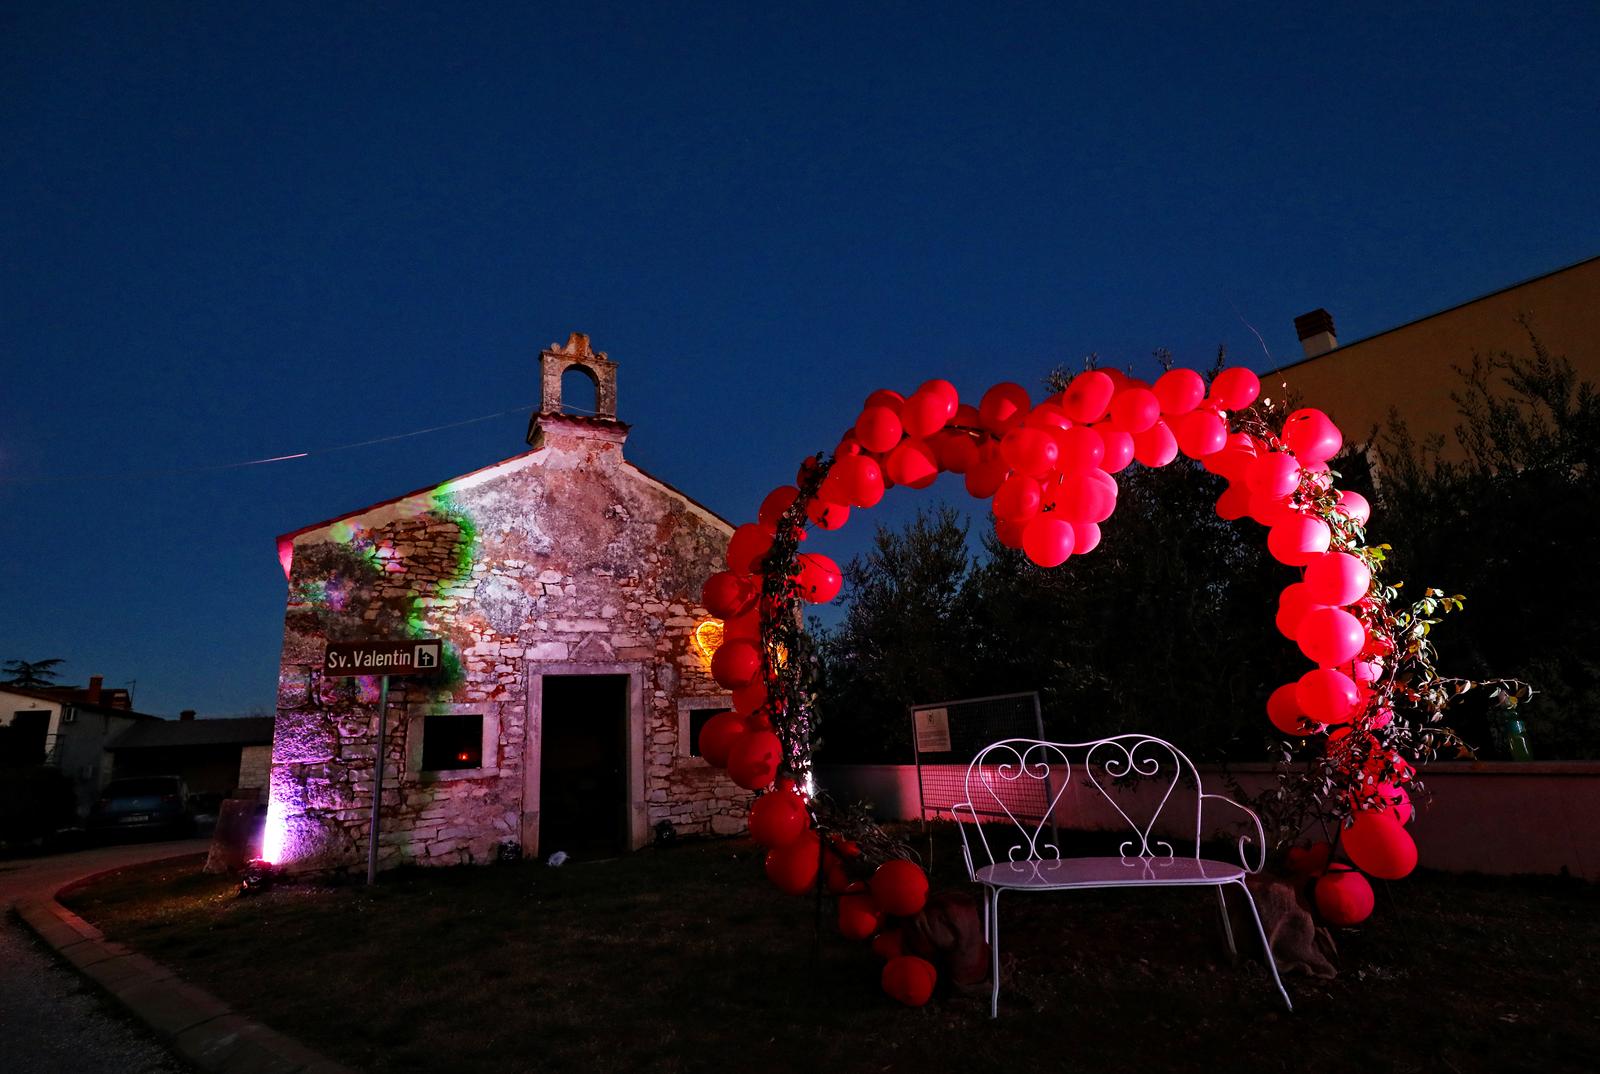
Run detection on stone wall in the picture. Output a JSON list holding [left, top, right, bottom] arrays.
[[269, 422, 748, 873]]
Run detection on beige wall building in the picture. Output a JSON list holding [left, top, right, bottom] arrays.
[[1266, 254, 1599, 455]]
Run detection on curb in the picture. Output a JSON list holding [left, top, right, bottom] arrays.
[[14, 864, 354, 1074]]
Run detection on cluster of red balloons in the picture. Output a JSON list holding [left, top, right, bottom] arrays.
[[738, 776, 938, 1004]]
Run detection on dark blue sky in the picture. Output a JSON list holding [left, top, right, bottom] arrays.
[[3, 4, 1596, 716]]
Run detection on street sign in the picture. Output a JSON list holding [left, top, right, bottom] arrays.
[[323, 638, 443, 678]]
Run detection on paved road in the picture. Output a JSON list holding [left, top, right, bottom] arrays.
[[0, 839, 210, 1074]]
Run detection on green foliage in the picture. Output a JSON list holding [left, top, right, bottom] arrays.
[[2, 658, 65, 688], [1369, 324, 1598, 757]]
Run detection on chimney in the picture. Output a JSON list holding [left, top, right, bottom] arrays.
[[180, 709, 197, 721], [88, 675, 103, 704], [1294, 308, 1338, 359]]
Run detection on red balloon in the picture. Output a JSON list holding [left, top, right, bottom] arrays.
[[902, 379, 959, 438], [1282, 408, 1343, 463], [993, 474, 1043, 522], [711, 639, 762, 689], [1131, 420, 1178, 466], [748, 789, 810, 848], [1215, 482, 1251, 521], [765, 830, 821, 894], [1096, 426, 1136, 472], [1336, 489, 1372, 526], [885, 438, 940, 488], [1275, 582, 1327, 640], [1304, 552, 1372, 606], [726, 523, 775, 575], [805, 497, 850, 530], [930, 429, 980, 474], [870, 859, 929, 916], [1173, 409, 1227, 459], [1314, 865, 1375, 926], [854, 405, 904, 454], [1248, 488, 1299, 529], [1204, 434, 1258, 481], [1074, 521, 1102, 554], [1060, 370, 1116, 423], [1286, 841, 1333, 876], [881, 955, 938, 1007], [729, 729, 784, 790], [993, 516, 1027, 550], [1297, 606, 1367, 667], [758, 486, 800, 528], [1209, 367, 1261, 410], [1246, 452, 1301, 498], [1153, 368, 1206, 415], [837, 892, 883, 941], [1296, 668, 1362, 724], [979, 382, 1032, 433], [823, 454, 886, 508], [731, 680, 768, 715], [1000, 426, 1059, 477], [1048, 470, 1116, 524], [1109, 387, 1161, 433], [1056, 425, 1105, 470], [1342, 810, 1418, 880], [1267, 683, 1313, 735], [863, 389, 905, 414], [1022, 516, 1075, 567], [871, 929, 905, 961], [1267, 514, 1332, 566], [1023, 403, 1070, 433], [697, 711, 748, 767], [702, 570, 757, 619], [794, 552, 843, 604], [722, 607, 760, 639], [963, 444, 1009, 498]]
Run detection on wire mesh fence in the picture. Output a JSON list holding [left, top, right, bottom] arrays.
[[909, 691, 1050, 824]]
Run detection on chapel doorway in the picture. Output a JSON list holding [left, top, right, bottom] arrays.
[[538, 674, 630, 859]]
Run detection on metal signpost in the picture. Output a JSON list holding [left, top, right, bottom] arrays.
[[323, 639, 443, 885]]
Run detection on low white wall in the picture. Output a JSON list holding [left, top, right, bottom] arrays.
[[817, 761, 1600, 881]]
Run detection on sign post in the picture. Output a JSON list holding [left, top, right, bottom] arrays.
[[323, 639, 442, 885]]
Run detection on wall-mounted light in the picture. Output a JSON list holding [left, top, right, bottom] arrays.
[[692, 618, 725, 667]]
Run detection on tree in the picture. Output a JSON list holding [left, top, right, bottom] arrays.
[[2, 659, 66, 688], [814, 506, 980, 761], [1371, 325, 1598, 757]]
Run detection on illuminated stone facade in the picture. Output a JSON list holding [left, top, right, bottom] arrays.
[[267, 334, 747, 873]]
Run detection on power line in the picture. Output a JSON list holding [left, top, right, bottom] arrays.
[[0, 402, 542, 487]]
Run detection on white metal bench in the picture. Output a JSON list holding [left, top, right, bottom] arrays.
[[952, 735, 1293, 1017]]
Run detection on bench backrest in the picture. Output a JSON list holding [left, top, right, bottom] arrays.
[[951, 735, 1266, 878]]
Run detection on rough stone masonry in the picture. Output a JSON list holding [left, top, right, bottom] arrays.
[[267, 333, 749, 872]]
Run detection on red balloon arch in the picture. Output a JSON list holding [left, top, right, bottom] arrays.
[[698, 365, 1418, 1005]]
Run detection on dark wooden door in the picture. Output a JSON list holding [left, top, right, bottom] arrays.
[[538, 675, 629, 858]]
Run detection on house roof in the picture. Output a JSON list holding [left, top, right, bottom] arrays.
[[0, 686, 162, 721], [1266, 251, 1600, 378], [274, 442, 735, 553], [108, 716, 276, 750]]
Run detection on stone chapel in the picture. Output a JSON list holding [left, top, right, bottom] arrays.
[[265, 333, 746, 872]]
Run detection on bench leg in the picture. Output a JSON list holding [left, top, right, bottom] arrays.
[[1234, 879, 1293, 1012], [989, 887, 1002, 1019], [1215, 884, 1237, 957]]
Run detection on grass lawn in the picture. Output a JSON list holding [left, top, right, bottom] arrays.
[[61, 831, 1598, 1074]]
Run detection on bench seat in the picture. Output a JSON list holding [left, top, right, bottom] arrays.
[[976, 855, 1246, 890]]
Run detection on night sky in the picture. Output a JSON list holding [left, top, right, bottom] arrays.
[[3, 4, 1596, 717]]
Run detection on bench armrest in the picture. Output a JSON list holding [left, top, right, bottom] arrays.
[[1199, 793, 1268, 874]]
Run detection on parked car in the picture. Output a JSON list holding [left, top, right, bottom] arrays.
[[88, 776, 196, 839]]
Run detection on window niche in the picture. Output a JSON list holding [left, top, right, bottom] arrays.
[[409, 705, 499, 781], [676, 696, 735, 763]]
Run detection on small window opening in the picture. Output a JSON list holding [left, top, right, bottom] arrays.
[[688, 707, 732, 758], [422, 714, 484, 772]]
